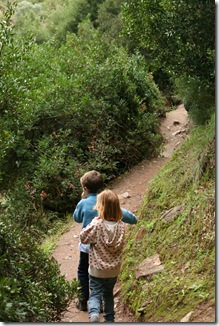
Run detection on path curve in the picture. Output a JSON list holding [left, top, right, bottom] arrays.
[[52, 104, 189, 322]]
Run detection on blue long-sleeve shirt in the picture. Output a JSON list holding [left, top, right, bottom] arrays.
[[73, 193, 137, 229]]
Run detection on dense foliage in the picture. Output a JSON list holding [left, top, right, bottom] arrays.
[[0, 216, 78, 322], [121, 0, 215, 124], [10, 0, 105, 44], [0, 4, 164, 229]]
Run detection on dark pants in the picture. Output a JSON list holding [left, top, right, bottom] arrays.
[[77, 251, 89, 302], [89, 275, 117, 322]]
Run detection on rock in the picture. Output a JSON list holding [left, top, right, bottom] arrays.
[[180, 311, 194, 322], [172, 130, 182, 136], [135, 253, 164, 279], [121, 192, 131, 198], [137, 300, 152, 313], [173, 120, 180, 125], [114, 287, 121, 296], [172, 128, 188, 136], [135, 226, 147, 240], [64, 256, 71, 260], [160, 205, 183, 222]]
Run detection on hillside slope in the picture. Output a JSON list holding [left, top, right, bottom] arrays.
[[118, 114, 215, 322]]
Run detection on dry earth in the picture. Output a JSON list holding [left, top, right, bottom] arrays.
[[52, 105, 215, 323]]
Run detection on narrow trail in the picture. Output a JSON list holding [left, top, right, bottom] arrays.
[[52, 104, 189, 323]]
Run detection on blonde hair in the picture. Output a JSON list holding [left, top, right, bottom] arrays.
[[94, 189, 122, 221]]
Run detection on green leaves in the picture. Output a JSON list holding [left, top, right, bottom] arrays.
[[122, 0, 214, 77], [1, 13, 164, 222], [0, 218, 78, 322], [121, 0, 215, 124]]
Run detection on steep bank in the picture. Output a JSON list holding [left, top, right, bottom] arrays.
[[117, 113, 215, 322]]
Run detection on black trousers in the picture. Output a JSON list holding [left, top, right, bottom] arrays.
[[77, 251, 89, 302]]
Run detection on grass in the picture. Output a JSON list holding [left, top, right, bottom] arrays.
[[119, 114, 215, 322], [40, 213, 74, 254]]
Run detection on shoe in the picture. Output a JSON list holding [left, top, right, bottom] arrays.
[[75, 298, 87, 311], [89, 314, 100, 322], [100, 300, 104, 313]]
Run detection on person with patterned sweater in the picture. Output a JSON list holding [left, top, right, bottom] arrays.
[[80, 189, 129, 323], [73, 170, 137, 312]]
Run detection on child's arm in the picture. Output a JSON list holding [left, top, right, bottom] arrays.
[[80, 220, 98, 244], [73, 200, 84, 223], [121, 208, 137, 224]]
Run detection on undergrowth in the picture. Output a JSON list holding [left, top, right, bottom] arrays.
[[0, 216, 79, 322], [40, 214, 73, 254], [120, 114, 215, 322]]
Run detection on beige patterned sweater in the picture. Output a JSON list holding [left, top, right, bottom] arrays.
[[80, 217, 125, 278]]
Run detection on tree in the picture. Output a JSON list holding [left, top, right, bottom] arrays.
[[121, 0, 215, 124], [96, 0, 125, 44]]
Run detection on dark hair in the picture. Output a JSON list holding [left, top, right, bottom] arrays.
[[80, 170, 103, 193]]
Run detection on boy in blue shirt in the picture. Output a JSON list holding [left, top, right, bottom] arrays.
[[73, 170, 137, 311]]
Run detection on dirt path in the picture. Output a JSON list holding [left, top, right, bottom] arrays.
[[52, 104, 189, 323]]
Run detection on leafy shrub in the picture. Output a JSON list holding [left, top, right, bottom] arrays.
[[0, 216, 78, 322], [174, 74, 215, 125], [0, 7, 165, 229]]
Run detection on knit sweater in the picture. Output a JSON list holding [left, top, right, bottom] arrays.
[[80, 218, 125, 278], [73, 193, 137, 254]]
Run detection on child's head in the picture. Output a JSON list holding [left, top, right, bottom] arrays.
[[80, 170, 103, 193], [94, 189, 122, 221]]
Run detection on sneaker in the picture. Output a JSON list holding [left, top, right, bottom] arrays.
[[75, 298, 87, 311], [89, 314, 100, 322], [100, 300, 104, 313]]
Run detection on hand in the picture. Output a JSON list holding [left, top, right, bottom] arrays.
[[81, 187, 89, 198]]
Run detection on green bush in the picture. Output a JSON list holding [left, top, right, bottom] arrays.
[[174, 74, 215, 125], [0, 216, 78, 322], [1, 7, 165, 228]]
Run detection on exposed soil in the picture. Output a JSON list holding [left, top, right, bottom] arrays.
[[52, 105, 214, 323]]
